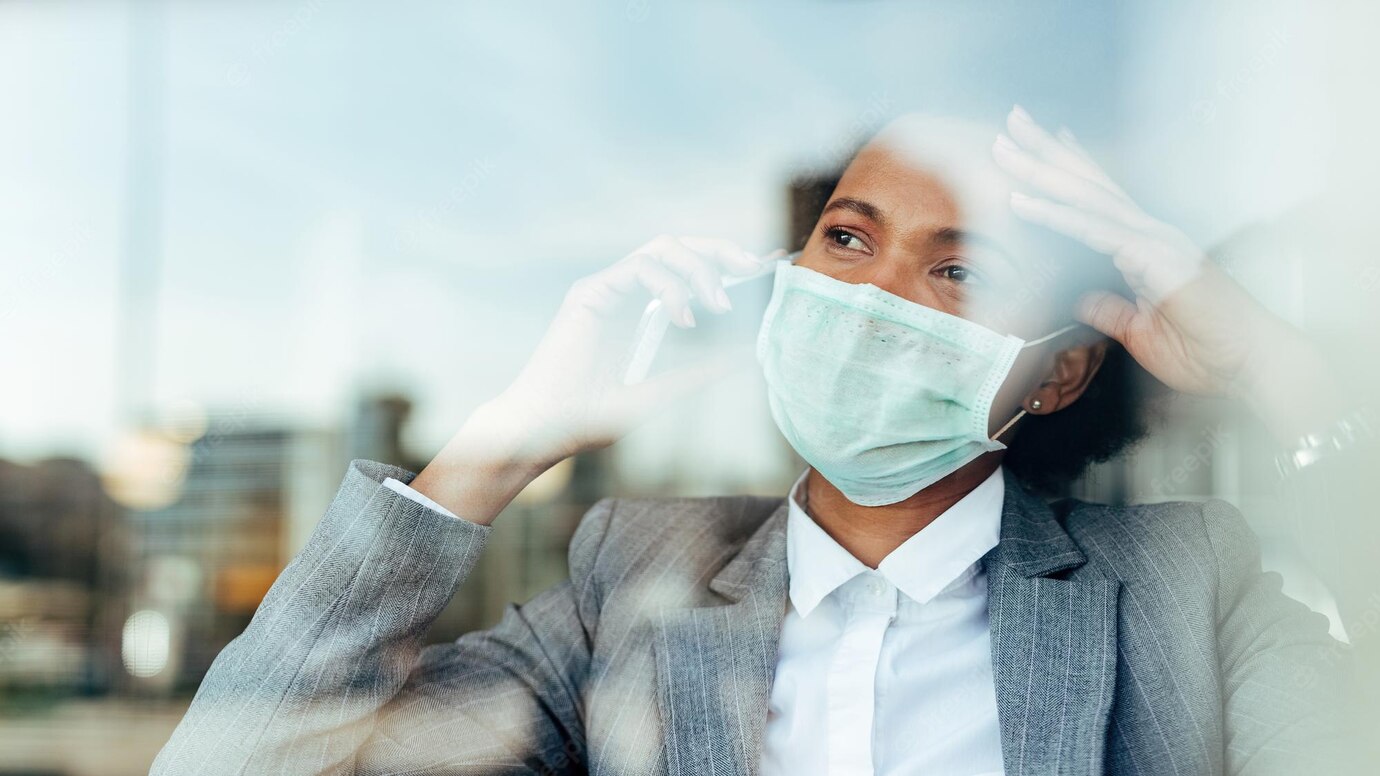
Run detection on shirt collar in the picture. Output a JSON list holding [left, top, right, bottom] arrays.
[[785, 467, 1005, 616]]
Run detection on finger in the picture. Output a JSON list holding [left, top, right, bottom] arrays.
[[1008, 192, 1139, 256], [1114, 240, 1206, 304], [613, 254, 696, 327], [1075, 290, 1139, 346], [616, 353, 738, 425], [1011, 194, 1204, 306], [1055, 126, 1130, 198], [653, 239, 732, 313], [995, 134, 1149, 229], [1006, 106, 1119, 194], [1055, 126, 1095, 163], [677, 236, 764, 275]]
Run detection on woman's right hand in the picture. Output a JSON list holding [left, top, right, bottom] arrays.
[[412, 236, 769, 523], [497, 235, 769, 461]]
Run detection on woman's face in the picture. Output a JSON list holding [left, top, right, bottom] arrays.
[[795, 134, 1104, 435], [796, 139, 1055, 334]]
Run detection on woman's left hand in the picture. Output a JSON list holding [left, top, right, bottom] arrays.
[[991, 105, 1336, 435]]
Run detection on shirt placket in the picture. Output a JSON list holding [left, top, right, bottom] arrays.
[[826, 572, 898, 776]]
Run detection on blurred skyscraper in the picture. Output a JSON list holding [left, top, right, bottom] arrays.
[[0, 458, 126, 699]]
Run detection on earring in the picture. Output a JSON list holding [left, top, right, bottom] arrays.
[[1030, 399, 1043, 412]]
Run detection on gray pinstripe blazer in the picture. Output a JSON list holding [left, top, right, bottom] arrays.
[[151, 460, 1352, 775]]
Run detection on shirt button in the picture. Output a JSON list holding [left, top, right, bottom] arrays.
[[868, 579, 885, 596]]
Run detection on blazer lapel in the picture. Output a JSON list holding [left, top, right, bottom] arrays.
[[987, 480, 1121, 776], [654, 502, 789, 776]]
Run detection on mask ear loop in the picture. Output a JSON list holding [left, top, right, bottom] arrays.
[[990, 408, 1026, 442], [988, 323, 1082, 442], [1021, 322, 1081, 349]]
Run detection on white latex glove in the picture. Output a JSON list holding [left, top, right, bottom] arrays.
[[992, 105, 1309, 404], [489, 235, 772, 464]]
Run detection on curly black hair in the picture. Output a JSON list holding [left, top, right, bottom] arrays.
[[1003, 339, 1165, 494], [999, 231, 1170, 494]]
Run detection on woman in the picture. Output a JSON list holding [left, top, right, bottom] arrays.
[[152, 108, 1361, 775]]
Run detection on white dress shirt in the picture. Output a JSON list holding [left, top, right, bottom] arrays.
[[387, 470, 1005, 774], [383, 476, 459, 518], [761, 468, 1006, 776]]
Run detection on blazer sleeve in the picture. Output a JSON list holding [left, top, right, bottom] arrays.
[[149, 459, 603, 776], [1203, 499, 1359, 775], [353, 496, 612, 776]]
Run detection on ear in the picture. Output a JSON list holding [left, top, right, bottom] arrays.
[[1024, 339, 1109, 415]]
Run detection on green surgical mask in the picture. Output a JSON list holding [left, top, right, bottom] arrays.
[[756, 261, 1075, 507]]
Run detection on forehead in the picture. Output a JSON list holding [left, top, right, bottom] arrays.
[[834, 118, 1028, 257], [835, 144, 963, 223]]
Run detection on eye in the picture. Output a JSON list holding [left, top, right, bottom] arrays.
[[824, 227, 868, 252], [937, 263, 983, 284]]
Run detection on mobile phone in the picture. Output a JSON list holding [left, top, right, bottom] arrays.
[[621, 251, 797, 385]]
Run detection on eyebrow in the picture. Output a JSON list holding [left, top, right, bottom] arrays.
[[934, 226, 1012, 259], [822, 197, 888, 229], [824, 198, 1015, 261]]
